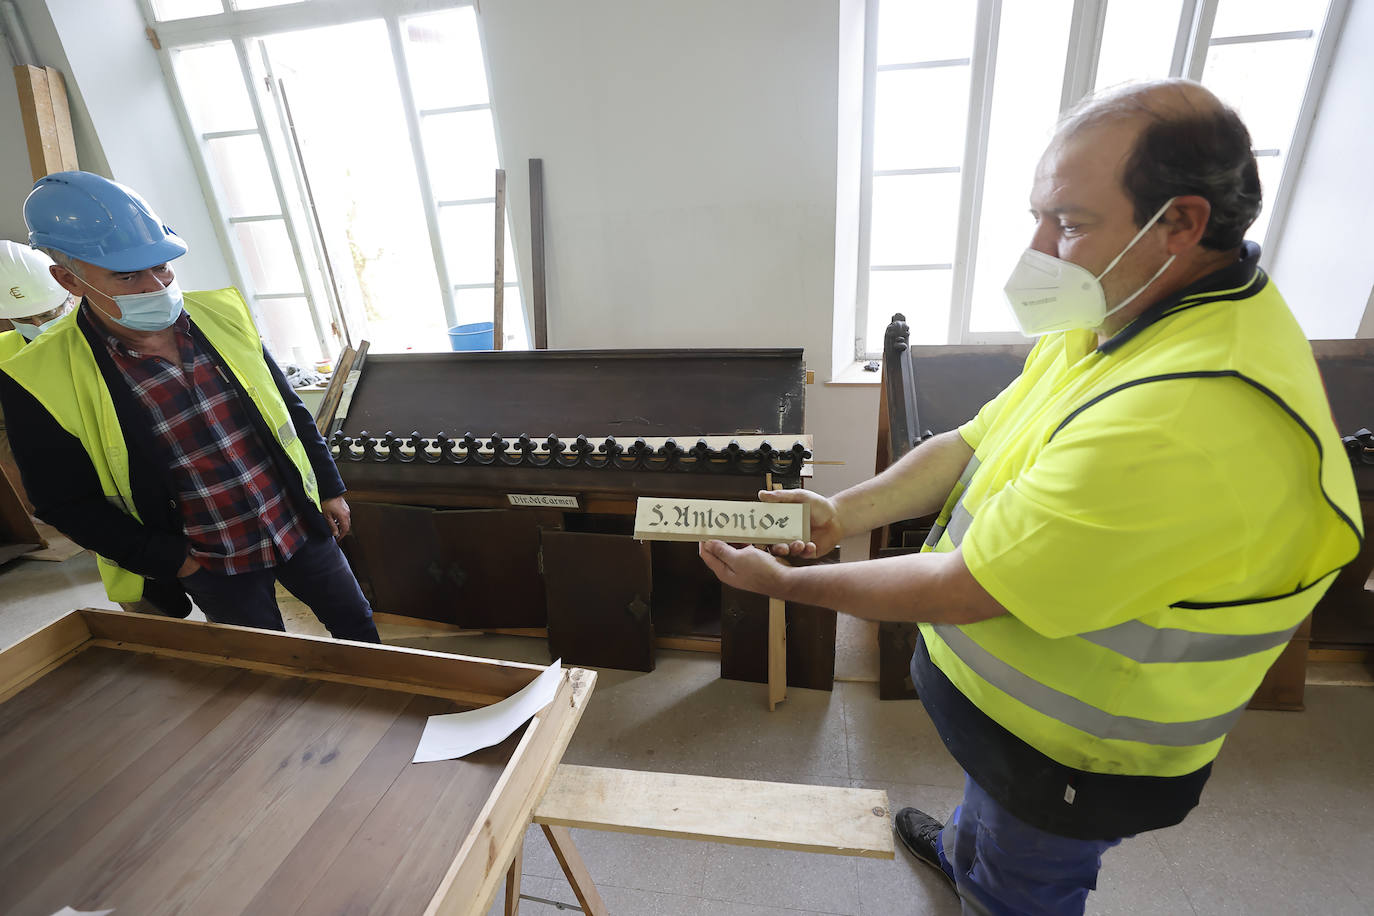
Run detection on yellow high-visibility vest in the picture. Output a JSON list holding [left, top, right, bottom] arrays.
[[923, 268, 1362, 778]]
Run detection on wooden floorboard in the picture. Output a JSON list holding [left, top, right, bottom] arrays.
[[0, 643, 527, 916]]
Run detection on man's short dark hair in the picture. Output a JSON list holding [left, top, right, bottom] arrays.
[[1060, 81, 1262, 250]]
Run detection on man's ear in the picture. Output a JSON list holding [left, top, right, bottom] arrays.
[[49, 264, 84, 298], [1163, 195, 1211, 254]]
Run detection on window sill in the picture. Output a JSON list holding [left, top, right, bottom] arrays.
[[824, 359, 883, 387]]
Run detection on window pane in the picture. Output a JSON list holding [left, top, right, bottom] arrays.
[[1203, 38, 1316, 151], [873, 66, 970, 171], [967, 0, 1074, 335], [403, 7, 491, 111], [866, 269, 953, 352], [1212, 0, 1329, 39], [876, 0, 977, 65], [205, 135, 279, 217], [256, 297, 320, 366], [173, 43, 255, 133], [1247, 152, 1284, 244], [502, 286, 529, 350], [869, 172, 961, 266], [260, 19, 446, 356], [422, 109, 500, 201], [453, 286, 500, 328], [234, 220, 301, 294], [438, 202, 496, 286], [232, 0, 296, 9], [1094, 0, 1184, 91], [151, 0, 224, 21]]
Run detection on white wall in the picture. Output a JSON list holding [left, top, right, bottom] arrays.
[[0, 0, 230, 289], [479, 0, 881, 515], [1269, 0, 1374, 339]]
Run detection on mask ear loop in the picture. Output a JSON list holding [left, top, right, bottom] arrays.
[[1095, 196, 1177, 282]]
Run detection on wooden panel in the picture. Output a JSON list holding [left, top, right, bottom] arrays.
[[337, 348, 807, 441], [535, 765, 894, 859], [542, 530, 654, 671], [650, 540, 722, 639], [0, 460, 41, 560], [719, 554, 838, 692], [77, 608, 545, 705], [433, 508, 563, 629], [346, 502, 450, 622]]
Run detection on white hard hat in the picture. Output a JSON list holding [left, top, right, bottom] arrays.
[[0, 240, 70, 319]]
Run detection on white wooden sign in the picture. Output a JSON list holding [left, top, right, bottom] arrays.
[[508, 493, 581, 509], [633, 496, 809, 545]]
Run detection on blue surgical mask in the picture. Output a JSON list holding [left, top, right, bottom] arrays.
[[14, 308, 68, 341], [80, 277, 184, 332]]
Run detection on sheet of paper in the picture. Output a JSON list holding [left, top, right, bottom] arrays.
[[48, 908, 115, 916], [412, 659, 563, 764]]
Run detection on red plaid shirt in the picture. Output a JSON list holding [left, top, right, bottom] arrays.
[[100, 311, 307, 574]]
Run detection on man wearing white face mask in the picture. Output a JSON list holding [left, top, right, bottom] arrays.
[[0, 241, 74, 360], [0, 170, 379, 643], [698, 80, 1361, 914]]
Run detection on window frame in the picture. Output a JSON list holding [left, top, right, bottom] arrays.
[[855, 0, 1351, 358], [139, 0, 521, 356]]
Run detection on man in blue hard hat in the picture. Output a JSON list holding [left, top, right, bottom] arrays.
[[0, 170, 380, 642]]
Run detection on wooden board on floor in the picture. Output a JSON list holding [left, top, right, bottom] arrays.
[[0, 608, 594, 916], [20, 522, 83, 562], [535, 764, 894, 859]]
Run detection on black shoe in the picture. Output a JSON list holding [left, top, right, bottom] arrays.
[[894, 807, 957, 891]]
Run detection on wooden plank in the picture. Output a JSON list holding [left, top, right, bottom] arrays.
[[540, 825, 608, 916], [503, 842, 522, 916], [528, 158, 547, 349], [0, 459, 42, 555], [425, 667, 596, 916], [768, 595, 787, 711], [0, 611, 91, 702], [19, 521, 84, 562], [14, 65, 59, 181], [77, 607, 546, 705], [633, 496, 809, 545], [43, 67, 78, 171], [243, 692, 454, 915], [7, 666, 319, 914], [535, 765, 894, 859], [0, 662, 255, 903], [494, 168, 505, 351], [312, 342, 357, 431]]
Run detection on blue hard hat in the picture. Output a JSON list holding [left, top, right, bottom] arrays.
[[24, 171, 188, 272]]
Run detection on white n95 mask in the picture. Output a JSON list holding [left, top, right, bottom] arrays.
[[1002, 197, 1176, 337]]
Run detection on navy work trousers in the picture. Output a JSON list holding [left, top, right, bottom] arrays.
[[178, 534, 380, 643], [935, 774, 1123, 915]]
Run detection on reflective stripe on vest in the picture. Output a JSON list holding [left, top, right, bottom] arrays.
[[938, 459, 1308, 666], [931, 622, 1250, 746], [923, 455, 980, 549]]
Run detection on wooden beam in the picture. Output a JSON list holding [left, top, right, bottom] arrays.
[[768, 595, 787, 711], [503, 842, 522, 916], [540, 825, 608, 916], [14, 65, 78, 181], [494, 168, 505, 351], [0, 611, 91, 703], [528, 158, 548, 349], [536, 765, 895, 859]]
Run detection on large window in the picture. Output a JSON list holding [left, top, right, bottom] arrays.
[[141, 0, 526, 362], [857, 0, 1345, 356]]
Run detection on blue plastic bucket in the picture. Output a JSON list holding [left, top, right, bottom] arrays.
[[448, 321, 495, 351]]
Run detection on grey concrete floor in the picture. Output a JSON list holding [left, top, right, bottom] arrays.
[[3, 551, 1373, 916]]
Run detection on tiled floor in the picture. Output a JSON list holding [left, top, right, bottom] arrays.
[[3, 552, 1373, 915]]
